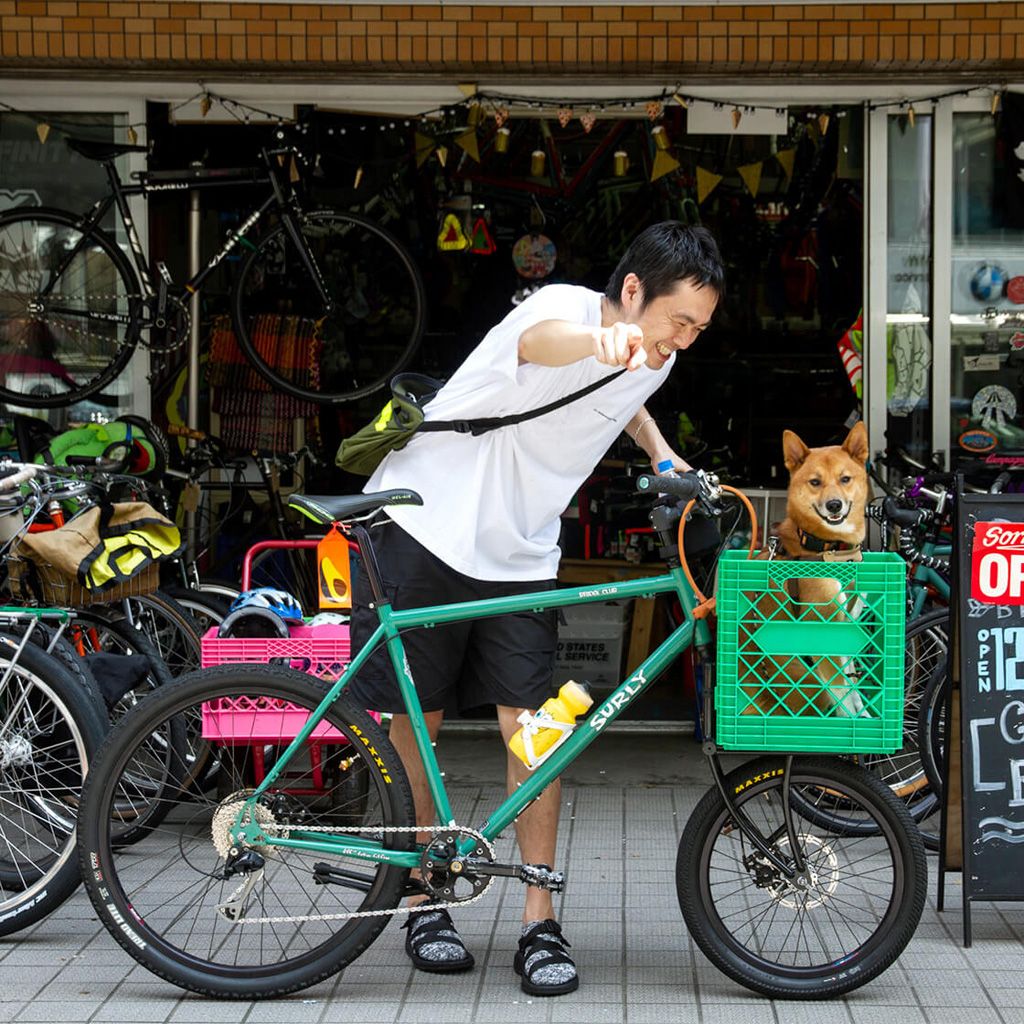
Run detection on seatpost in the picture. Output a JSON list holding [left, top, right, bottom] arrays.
[[349, 523, 388, 606]]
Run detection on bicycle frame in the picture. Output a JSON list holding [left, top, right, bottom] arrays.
[[234, 565, 709, 869], [907, 539, 951, 619], [40, 148, 330, 315]]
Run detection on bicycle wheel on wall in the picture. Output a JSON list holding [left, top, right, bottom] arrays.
[[233, 211, 425, 405], [78, 664, 414, 998], [0, 208, 141, 408]]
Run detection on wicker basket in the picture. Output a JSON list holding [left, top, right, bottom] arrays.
[[6, 555, 160, 607]]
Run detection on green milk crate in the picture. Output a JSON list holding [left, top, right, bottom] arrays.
[[714, 551, 906, 754]]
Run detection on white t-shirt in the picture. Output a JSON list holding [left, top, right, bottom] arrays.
[[366, 284, 674, 581]]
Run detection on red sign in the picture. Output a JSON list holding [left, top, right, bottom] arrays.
[[1008, 276, 1024, 304], [972, 521, 1024, 604]]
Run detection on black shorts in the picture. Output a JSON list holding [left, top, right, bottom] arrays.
[[346, 519, 558, 716]]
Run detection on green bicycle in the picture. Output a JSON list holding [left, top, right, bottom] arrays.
[[76, 472, 927, 1000]]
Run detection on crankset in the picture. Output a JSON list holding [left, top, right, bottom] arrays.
[[141, 292, 191, 354]]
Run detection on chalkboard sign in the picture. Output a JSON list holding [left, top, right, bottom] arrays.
[[955, 487, 1024, 938]]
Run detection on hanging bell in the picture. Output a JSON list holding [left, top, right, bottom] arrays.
[[530, 149, 546, 177], [613, 150, 629, 177], [494, 126, 510, 153]]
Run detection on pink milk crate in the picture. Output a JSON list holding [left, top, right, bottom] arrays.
[[200, 622, 378, 793]]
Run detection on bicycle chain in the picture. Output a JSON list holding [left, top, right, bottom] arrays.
[[220, 822, 496, 926], [30, 293, 190, 354]]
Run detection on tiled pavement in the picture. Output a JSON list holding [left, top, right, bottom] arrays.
[[1, 729, 1021, 1024]]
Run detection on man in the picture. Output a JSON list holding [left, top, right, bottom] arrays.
[[349, 221, 724, 996]]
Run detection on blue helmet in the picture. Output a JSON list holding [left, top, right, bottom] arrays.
[[228, 587, 304, 622]]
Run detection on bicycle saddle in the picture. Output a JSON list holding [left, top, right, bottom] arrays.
[[289, 489, 422, 526], [66, 138, 149, 162]]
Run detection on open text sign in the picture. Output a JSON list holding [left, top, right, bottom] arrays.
[[971, 522, 1024, 604]]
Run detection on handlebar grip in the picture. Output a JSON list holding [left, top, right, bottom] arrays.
[[636, 473, 702, 501], [0, 465, 37, 491], [167, 423, 206, 441], [882, 496, 928, 528]]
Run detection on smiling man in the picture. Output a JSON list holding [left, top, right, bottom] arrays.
[[348, 221, 725, 997]]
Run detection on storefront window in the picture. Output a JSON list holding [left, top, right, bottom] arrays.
[[886, 114, 933, 462], [0, 111, 136, 436], [949, 112, 1024, 470]]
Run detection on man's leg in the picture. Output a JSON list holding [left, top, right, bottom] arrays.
[[497, 704, 578, 996], [388, 710, 475, 973], [496, 704, 559, 923], [388, 709, 445, 852]]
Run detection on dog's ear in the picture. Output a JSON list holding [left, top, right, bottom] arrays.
[[841, 421, 869, 465], [782, 430, 810, 472]]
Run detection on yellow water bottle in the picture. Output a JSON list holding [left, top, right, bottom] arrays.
[[509, 681, 593, 770]]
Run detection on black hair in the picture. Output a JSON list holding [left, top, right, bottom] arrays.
[[604, 221, 725, 309]]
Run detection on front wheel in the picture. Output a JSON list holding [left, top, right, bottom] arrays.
[[233, 211, 425, 405], [677, 756, 926, 999], [77, 664, 414, 998]]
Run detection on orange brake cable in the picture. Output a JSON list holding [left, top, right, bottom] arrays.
[[676, 484, 759, 620]]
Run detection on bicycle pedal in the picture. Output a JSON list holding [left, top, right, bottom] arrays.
[[518, 864, 566, 893], [156, 260, 173, 285]]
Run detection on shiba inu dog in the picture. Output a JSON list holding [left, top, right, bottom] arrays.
[[745, 422, 871, 719], [776, 422, 869, 561]]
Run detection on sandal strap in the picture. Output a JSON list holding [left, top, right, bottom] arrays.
[[518, 919, 571, 952], [402, 906, 454, 932], [517, 921, 575, 979], [521, 942, 574, 976]]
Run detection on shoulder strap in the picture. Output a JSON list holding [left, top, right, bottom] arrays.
[[418, 368, 628, 437]]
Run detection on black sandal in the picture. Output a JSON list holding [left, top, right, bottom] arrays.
[[402, 903, 475, 973], [514, 919, 579, 996]]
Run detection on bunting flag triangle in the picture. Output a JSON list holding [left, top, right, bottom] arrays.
[[737, 161, 763, 198], [696, 167, 723, 205], [469, 216, 497, 255], [775, 148, 796, 184], [437, 213, 469, 252], [650, 149, 681, 183], [455, 128, 480, 163], [415, 132, 437, 169]]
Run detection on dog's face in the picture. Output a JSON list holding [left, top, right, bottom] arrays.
[[782, 422, 869, 542]]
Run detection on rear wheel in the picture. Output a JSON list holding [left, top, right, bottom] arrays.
[[78, 664, 414, 997], [677, 756, 926, 999], [0, 208, 140, 408]]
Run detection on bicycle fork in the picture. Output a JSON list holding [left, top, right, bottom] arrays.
[[704, 748, 808, 884]]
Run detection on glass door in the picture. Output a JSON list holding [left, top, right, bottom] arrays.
[[947, 106, 1024, 476], [885, 111, 934, 463]]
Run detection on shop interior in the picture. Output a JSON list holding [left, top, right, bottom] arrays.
[[0, 95, 870, 720]]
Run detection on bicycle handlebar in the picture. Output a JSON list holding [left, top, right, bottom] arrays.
[[167, 423, 207, 441], [880, 496, 929, 529], [0, 465, 38, 491], [636, 472, 703, 502]]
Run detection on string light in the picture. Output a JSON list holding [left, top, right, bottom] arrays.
[[0, 81, 1006, 150]]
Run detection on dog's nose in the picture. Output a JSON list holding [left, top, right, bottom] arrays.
[[826, 499, 843, 514]]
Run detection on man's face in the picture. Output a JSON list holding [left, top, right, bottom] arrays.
[[621, 274, 719, 371]]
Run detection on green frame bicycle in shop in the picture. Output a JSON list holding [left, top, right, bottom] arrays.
[[77, 471, 927, 1002]]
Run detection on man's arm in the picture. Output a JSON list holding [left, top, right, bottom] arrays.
[[518, 319, 646, 371], [626, 406, 693, 473]]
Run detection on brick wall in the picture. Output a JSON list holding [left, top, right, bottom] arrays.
[[0, 2, 1020, 77]]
